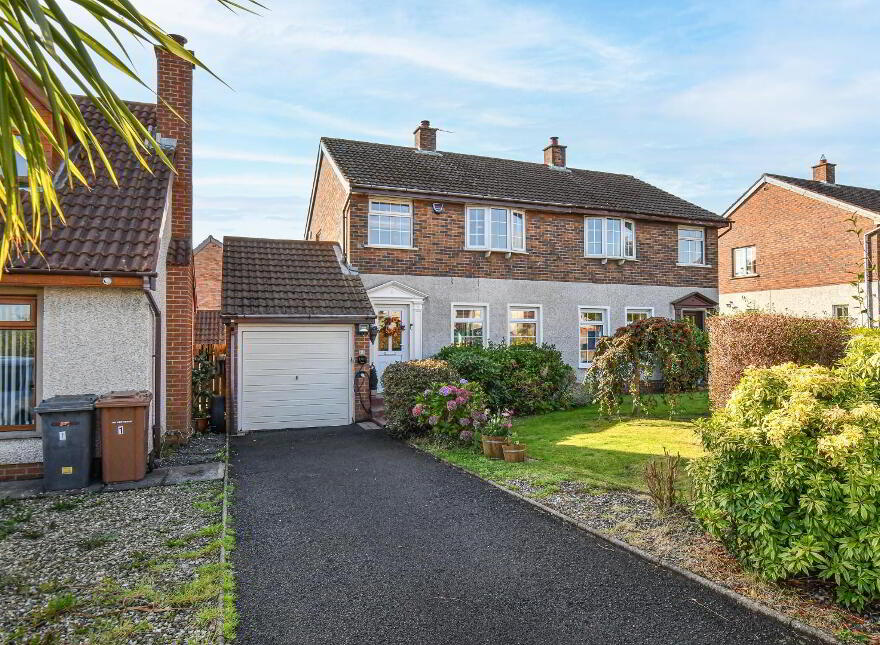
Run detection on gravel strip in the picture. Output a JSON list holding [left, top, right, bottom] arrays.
[[505, 479, 879, 640], [0, 480, 224, 644], [156, 433, 226, 468]]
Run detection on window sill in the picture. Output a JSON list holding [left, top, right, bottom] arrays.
[[585, 256, 638, 262], [732, 273, 759, 279], [463, 248, 528, 256], [676, 263, 712, 268], [364, 244, 418, 251], [0, 430, 40, 440]]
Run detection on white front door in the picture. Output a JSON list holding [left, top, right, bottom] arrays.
[[374, 306, 409, 391]]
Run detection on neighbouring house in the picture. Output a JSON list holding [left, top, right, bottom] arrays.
[[304, 122, 723, 390], [0, 35, 195, 481], [222, 237, 375, 432], [719, 157, 880, 322], [194, 235, 224, 346]]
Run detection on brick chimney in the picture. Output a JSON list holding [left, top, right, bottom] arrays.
[[414, 120, 438, 151], [543, 136, 566, 168], [812, 155, 836, 183], [156, 34, 194, 436]]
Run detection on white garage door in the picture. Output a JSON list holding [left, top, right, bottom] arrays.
[[240, 327, 352, 431]]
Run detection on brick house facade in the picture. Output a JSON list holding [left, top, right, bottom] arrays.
[[305, 125, 723, 383], [719, 159, 880, 321]]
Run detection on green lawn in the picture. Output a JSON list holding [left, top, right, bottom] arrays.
[[415, 392, 709, 493]]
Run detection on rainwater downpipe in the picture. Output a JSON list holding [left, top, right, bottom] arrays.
[[865, 225, 880, 328], [143, 277, 163, 463]]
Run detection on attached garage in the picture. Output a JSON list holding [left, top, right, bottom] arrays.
[[222, 237, 376, 432], [239, 326, 353, 430]]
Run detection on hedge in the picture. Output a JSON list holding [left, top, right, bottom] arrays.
[[434, 343, 575, 415], [381, 359, 459, 439], [707, 312, 849, 408]]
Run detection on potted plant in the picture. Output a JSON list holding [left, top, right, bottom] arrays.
[[192, 348, 215, 433], [502, 431, 526, 463], [480, 410, 513, 459]]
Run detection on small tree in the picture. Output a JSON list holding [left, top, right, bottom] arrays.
[[585, 317, 704, 416]]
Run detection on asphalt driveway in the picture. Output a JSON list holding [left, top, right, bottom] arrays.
[[231, 425, 812, 645]]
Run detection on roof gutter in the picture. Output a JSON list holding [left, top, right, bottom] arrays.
[[5, 268, 159, 278], [349, 183, 726, 227]]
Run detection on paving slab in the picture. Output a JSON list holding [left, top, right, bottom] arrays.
[[231, 425, 816, 645]]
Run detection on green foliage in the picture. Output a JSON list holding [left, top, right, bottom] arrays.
[[381, 359, 460, 439], [412, 381, 487, 439], [689, 360, 880, 610], [434, 342, 575, 415], [191, 347, 215, 418], [839, 332, 880, 402], [585, 317, 704, 417]]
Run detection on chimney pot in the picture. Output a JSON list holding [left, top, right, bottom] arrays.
[[543, 136, 567, 167], [414, 119, 438, 152], [812, 155, 836, 183]]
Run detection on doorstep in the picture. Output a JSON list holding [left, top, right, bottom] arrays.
[[370, 393, 387, 427], [0, 461, 225, 500]]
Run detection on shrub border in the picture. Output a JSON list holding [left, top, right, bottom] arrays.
[[412, 445, 840, 645]]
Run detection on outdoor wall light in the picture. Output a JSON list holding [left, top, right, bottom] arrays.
[[356, 323, 371, 335], [368, 324, 379, 343]]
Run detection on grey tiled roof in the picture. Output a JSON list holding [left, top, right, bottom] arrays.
[[11, 97, 172, 274], [321, 137, 723, 222], [222, 237, 375, 319], [768, 174, 880, 215]]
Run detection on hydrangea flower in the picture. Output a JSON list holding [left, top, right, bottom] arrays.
[[447, 400, 457, 411], [428, 415, 439, 426], [459, 417, 471, 426], [459, 430, 474, 443], [411, 405, 423, 417], [459, 378, 469, 385], [424, 389, 431, 397], [439, 386, 451, 396]]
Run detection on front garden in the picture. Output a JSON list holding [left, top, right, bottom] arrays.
[[383, 314, 880, 642]]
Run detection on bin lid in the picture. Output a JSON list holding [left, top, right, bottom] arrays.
[[95, 390, 153, 408], [34, 394, 98, 413]]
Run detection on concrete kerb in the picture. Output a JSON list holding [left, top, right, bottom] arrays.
[[412, 446, 839, 645], [217, 431, 231, 644]]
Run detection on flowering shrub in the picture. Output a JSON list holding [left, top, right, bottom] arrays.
[[412, 381, 488, 439], [435, 342, 574, 415], [585, 317, 704, 416], [689, 360, 880, 609], [382, 359, 460, 439], [480, 410, 514, 437]]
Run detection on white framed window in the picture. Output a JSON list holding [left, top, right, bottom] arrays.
[[832, 304, 850, 321], [625, 307, 653, 324], [579, 307, 608, 366], [732, 245, 757, 277], [368, 199, 412, 248], [585, 217, 636, 259], [508, 305, 541, 345], [678, 226, 705, 265], [451, 304, 488, 347], [466, 206, 526, 252]]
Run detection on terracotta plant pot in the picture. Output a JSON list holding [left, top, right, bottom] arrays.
[[195, 417, 210, 432], [481, 435, 508, 459], [502, 443, 527, 463]]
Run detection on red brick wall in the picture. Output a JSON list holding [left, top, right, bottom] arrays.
[[347, 194, 718, 288], [156, 38, 194, 435], [0, 462, 42, 481], [307, 155, 348, 250], [194, 241, 223, 310], [720, 183, 874, 295]]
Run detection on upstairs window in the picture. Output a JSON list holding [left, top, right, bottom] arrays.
[[585, 217, 635, 258], [466, 207, 525, 252], [733, 245, 757, 277], [678, 227, 705, 265], [368, 200, 412, 248]]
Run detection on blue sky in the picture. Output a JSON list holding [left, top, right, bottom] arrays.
[[76, 0, 880, 244]]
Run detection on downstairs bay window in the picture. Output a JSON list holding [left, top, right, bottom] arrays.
[[452, 305, 487, 347], [508, 306, 540, 345], [585, 217, 636, 259], [466, 207, 525, 252]]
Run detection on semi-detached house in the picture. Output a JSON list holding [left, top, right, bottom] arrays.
[[304, 121, 724, 388]]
